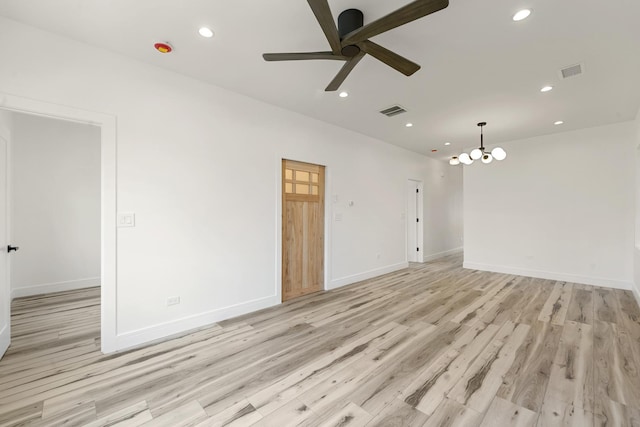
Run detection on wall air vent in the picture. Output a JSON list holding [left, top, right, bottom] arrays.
[[379, 105, 407, 117], [560, 63, 583, 79]]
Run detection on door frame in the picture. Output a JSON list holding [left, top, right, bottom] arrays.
[[0, 125, 10, 358], [407, 179, 424, 263], [276, 156, 329, 303], [0, 93, 118, 353]]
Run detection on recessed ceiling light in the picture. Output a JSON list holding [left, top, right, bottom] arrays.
[[540, 86, 553, 92], [339, 91, 349, 98], [198, 27, 214, 38], [405, 123, 413, 128], [513, 9, 531, 21], [444, 142, 451, 146], [554, 120, 564, 125]]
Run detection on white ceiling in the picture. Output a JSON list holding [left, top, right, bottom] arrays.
[[1, 0, 639, 159]]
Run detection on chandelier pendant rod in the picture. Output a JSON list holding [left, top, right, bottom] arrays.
[[478, 121, 486, 152]]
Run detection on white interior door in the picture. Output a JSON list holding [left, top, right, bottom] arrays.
[[407, 180, 424, 263], [0, 131, 10, 359], [407, 180, 419, 262]]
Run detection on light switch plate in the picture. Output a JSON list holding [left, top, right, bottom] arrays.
[[117, 212, 135, 227]]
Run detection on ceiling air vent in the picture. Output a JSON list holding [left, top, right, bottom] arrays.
[[379, 105, 407, 117], [560, 63, 583, 79]]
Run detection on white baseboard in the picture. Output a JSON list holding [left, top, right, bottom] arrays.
[[115, 295, 279, 352], [328, 262, 409, 290], [463, 262, 632, 290], [423, 247, 463, 263], [11, 277, 101, 300], [116, 262, 411, 352], [0, 324, 9, 360]]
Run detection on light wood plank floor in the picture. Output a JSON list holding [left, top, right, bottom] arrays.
[[1, 254, 640, 426]]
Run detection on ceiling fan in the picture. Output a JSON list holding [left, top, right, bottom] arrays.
[[263, 0, 449, 91]]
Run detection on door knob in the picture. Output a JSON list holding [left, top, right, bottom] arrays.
[[7, 245, 19, 253]]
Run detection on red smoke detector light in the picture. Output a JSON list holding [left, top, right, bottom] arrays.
[[154, 42, 173, 54]]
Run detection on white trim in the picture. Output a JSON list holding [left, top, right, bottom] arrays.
[[632, 284, 640, 310], [423, 247, 463, 263], [0, 125, 9, 360], [115, 295, 278, 351], [0, 324, 9, 359], [324, 165, 332, 294], [463, 261, 633, 290], [329, 262, 408, 290], [0, 92, 118, 354], [274, 155, 282, 303], [10, 277, 100, 299]]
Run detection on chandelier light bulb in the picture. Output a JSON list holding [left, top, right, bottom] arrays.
[[459, 153, 472, 164], [451, 122, 504, 166], [491, 147, 507, 161]]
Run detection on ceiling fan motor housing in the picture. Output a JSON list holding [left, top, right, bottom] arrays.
[[338, 9, 363, 57]]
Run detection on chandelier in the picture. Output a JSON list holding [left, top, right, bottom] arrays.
[[450, 122, 506, 165]]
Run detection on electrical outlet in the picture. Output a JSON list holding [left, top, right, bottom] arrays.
[[167, 296, 180, 306]]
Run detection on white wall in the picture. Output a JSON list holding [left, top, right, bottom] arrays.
[[0, 17, 462, 350], [423, 161, 463, 261], [0, 109, 12, 357], [10, 113, 100, 298], [464, 122, 635, 289]]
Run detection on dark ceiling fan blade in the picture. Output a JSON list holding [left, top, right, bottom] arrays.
[[359, 41, 420, 76], [342, 0, 449, 45], [307, 0, 342, 55], [325, 52, 365, 91], [263, 52, 347, 61]]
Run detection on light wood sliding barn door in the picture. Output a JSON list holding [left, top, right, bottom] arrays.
[[282, 159, 325, 302]]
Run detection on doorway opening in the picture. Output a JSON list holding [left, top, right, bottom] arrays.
[[7, 112, 101, 356], [0, 93, 116, 357], [407, 179, 424, 263], [281, 159, 325, 301]]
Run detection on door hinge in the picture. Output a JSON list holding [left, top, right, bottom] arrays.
[[416, 218, 419, 223], [416, 189, 419, 193], [416, 247, 420, 251]]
